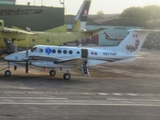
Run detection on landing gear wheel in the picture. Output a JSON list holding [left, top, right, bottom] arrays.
[[5, 70, 11, 77], [63, 73, 71, 80], [49, 70, 56, 76]]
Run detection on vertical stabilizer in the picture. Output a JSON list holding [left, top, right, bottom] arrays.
[[73, 0, 91, 31], [3, 38, 16, 53], [3, 38, 24, 53], [116, 29, 158, 55]]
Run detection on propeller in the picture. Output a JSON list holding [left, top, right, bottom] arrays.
[[25, 44, 29, 73], [90, 32, 93, 38]]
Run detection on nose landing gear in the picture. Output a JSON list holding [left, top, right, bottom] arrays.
[[5, 63, 11, 77]]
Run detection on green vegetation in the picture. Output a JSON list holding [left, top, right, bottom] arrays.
[[97, 11, 104, 15], [120, 5, 160, 29]]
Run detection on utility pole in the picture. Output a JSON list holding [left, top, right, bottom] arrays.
[[41, 0, 43, 6], [59, 0, 65, 14]]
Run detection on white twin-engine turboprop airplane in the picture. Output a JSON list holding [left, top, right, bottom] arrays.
[[4, 29, 158, 80]]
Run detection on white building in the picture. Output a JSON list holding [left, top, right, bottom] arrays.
[[0, 0, 15, 4]]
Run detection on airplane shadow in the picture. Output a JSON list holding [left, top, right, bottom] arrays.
[[0, 74, 94, 90]]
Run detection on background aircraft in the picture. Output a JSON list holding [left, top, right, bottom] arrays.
[[0, 0, 99, 55], [4, 29, 158, 80]]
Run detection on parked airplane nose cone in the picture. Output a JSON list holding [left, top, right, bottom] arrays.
[[4, 54, 12, 61]]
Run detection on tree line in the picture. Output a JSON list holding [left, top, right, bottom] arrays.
[[119, 5, 160, 28], [97, 5, 160, 28]]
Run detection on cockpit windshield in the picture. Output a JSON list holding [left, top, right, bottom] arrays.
[[30, 47, 37, 52]]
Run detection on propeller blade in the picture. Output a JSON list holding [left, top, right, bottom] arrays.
[[25, 45, 29, 73], [26, 60, 28, 73], [26, 44, 28, 57]]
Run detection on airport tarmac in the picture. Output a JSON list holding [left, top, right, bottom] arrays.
[[0, 48, 160, 120]]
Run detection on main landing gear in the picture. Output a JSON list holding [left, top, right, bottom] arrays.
[[49, 70, 71, 80], [49, 70, 56, 76], [63, 73, 71, 80], [5, 70, 11, 77]]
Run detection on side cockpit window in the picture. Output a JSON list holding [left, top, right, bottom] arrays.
[[30, 47, 37, 52], [39, 48, 43, 53]]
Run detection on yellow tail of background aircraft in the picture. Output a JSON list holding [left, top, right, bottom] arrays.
[[0, 0, 100, 55]]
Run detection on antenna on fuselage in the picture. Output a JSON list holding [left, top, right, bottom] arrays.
[[78, 44, 82, 48]]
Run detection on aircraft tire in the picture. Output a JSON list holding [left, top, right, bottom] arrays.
[[49, 70, 56, 76], [5, 70, 11, 77], [63, 73, 71, 80]]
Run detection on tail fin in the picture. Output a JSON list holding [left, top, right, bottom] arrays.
[[3, 38, 16, 53], [3, 38, 24, 54], [73, 0, 91, 31], [116, 29, 159, 55]]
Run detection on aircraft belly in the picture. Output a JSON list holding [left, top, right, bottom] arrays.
[[31, 61, 74, 68], [87, 60, 107, 66]]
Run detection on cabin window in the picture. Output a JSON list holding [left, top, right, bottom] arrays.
[[46, 39, 50, 42], [32, 39, 35, 42], [77, 51, 80, 54], [58, 50, 61, 54], [31, 47, 37, 52], [39, 48, 43, 53], [52, 49, 56, 54], [69, 50, 73, 54], [63, 50, 67, 54]]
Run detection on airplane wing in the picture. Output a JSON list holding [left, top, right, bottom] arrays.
[[11, 26, 24, 30], [29, 54, 86, 66], [54, 58, 87, 66], [1, 27, 34, 35], [29, 54, 62, 61], [82, 28, 105, 33]]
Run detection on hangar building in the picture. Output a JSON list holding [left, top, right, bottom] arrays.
[[0, 2, 64, 31]]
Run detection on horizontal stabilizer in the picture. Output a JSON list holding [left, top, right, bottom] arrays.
[[128, 29, 160, 32], [82, 28, 105, 33]]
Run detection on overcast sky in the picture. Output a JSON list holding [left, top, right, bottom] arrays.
[[16, 0, 160, 15]]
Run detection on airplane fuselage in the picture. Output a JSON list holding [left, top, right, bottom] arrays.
[[0, 31, 90, 49], [5, 45, 136, 68], [4, 29, 158, 80]]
